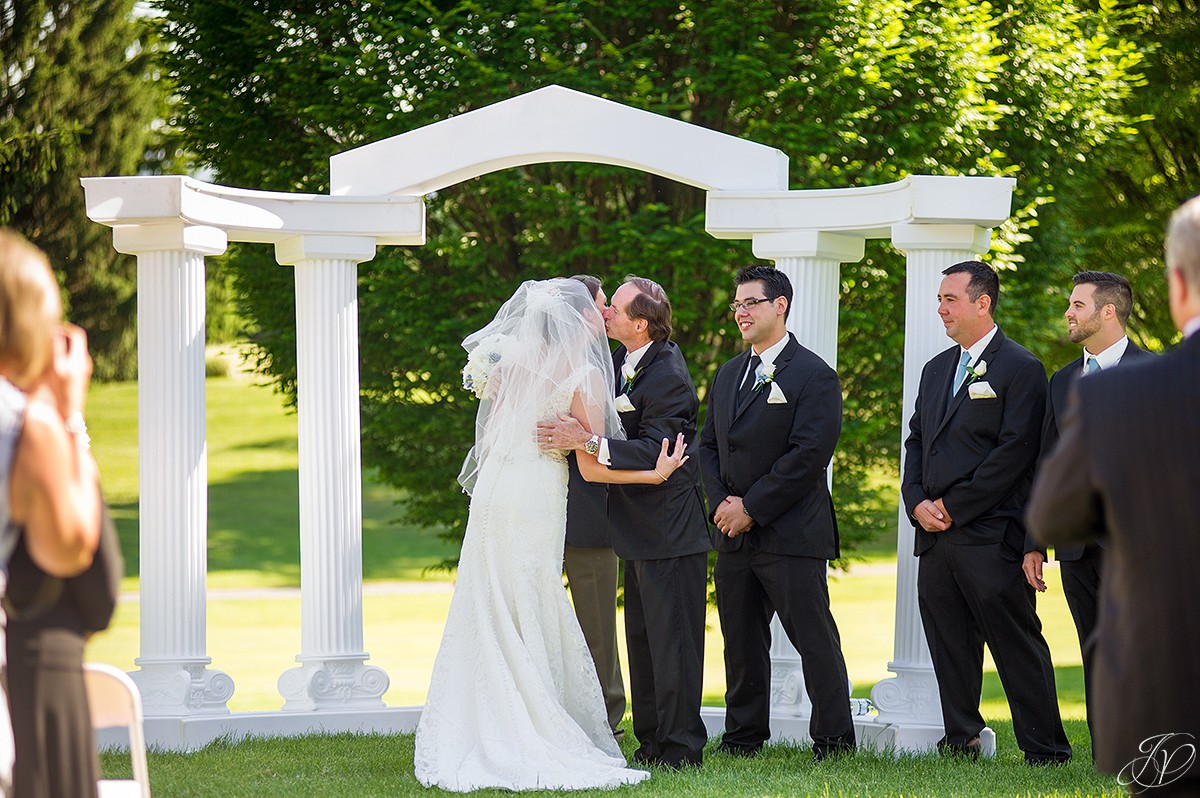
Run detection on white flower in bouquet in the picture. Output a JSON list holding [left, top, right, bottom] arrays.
[[462, 334, 510, 399]]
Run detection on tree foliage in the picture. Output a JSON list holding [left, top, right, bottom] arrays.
[[155, 0, 1144, 559], [1, 0, 167, 379]]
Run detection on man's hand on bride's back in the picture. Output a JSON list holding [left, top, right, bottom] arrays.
[[536, 413, 588, 450], [656, 433, 689, 480]]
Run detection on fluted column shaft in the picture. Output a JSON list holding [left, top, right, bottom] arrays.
[[869, 223, 992, 725], [752, 232, 864, 717], [114, 223, 235, 716], [275, 236, 389, 711]]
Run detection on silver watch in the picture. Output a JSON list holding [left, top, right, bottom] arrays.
[[584, 435, 601, 455]]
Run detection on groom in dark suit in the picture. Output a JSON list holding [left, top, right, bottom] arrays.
[[1021, 270, 1152, 755], [902, 261, 1071, 764], [698, 265, 856, 761], [1028, 196, 1200, 794], [539, 275, 711, 769]]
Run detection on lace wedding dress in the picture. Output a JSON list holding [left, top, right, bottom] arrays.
[[414, 281, 647, 792]]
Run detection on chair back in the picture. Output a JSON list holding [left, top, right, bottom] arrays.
[[84, 663, 151, 798]]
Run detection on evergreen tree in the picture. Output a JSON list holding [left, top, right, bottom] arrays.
[[1, 0, 166, 379]]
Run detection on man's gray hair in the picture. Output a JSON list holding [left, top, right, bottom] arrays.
[[1167, 195, 1200, 289]]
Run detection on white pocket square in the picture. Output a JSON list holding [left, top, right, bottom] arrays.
[[766, 382, 787, 404], [615, 394, 635, 412], [968, 381, 997, 400]]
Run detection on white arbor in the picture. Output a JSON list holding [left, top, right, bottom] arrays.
[[84, 85, 1013, 753]]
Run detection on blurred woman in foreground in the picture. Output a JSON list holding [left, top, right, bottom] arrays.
[[0, 229, 102, 798]]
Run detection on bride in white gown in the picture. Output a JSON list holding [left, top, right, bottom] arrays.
[[414, 279, 687, 792]]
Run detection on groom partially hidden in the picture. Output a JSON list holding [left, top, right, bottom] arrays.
[[539, 275, 711, 769]]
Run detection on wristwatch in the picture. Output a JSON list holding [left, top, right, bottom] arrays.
[[584, 435, 601, 455]]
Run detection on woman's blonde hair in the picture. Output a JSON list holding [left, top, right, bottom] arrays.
[[0, 229, 60, 388]]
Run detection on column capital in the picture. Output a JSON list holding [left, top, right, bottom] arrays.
[[752, 231, 865, 263], [275, 235, 377, 266], [112, 222, 228, 257], [889, 223, 991, 254]]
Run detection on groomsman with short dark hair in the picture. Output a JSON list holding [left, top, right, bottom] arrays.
[[1021, 270, 1153, 755], [902, 261, 1071, 764], [698, 265, 856, 761], [1028, 196, 1200, 793]]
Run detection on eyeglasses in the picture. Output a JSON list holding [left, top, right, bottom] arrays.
[[728, 297, 775, 313]]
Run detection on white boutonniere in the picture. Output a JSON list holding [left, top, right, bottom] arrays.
[[615, 394, 636, 412], [620, 362, 641, 392], [965, 359, 987, 383], [462, 333, 509, 399], [766, 382, 787, 404], [753, 362, 776, 391], [968, 381, 997, 400]]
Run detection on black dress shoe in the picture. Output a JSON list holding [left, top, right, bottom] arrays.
[[812, 742, 856, 762], [715, 742, 761, 758], [937, 735, 982, 760], [1025, 752, 1071, 766]]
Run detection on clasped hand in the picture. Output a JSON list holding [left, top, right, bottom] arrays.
[[914, 498, 952, 533]]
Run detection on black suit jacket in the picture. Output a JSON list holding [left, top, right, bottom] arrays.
[[1026, 341, 1155, 560], [697, 334, 841, 558], [1027, 332, 1200, 774], [606, 340, 711, 561], [565, 452, 610, 548], [902, 327, 1047, 557]]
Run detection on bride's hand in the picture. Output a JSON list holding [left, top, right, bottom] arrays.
[[655, 433, 689, 481]]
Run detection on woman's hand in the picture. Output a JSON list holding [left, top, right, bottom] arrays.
[[36, 323, 93, 421], [654, 433, 689, 481]]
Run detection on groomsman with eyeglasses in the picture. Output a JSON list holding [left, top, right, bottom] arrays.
[[698, 265, 856, 762]]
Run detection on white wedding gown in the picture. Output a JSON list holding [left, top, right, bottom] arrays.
[[414, 379, 649, 792]]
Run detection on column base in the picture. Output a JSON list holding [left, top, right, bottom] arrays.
[[869, 663, 943, 726], [130, 658, 235, 716], [278, 655, 389, 711]]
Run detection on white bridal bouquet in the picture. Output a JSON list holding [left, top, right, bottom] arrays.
[[462, 334, 510, 399]]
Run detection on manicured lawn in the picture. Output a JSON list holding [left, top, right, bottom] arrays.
[[85, 373, 1110, 795]]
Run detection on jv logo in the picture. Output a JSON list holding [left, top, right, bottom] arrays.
[[1119, 733, 1197, 790]]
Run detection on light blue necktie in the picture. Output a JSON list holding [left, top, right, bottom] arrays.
[[951, 350, 972, 396], [1084, 355, 1100, 375]]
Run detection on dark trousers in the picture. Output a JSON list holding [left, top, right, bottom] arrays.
[[917, 539, 1072, 762], [1060, 545, 1102, 754], [715, 548, 856, 756], [564, 544, 626, 733], [624, 552, 708, 768]]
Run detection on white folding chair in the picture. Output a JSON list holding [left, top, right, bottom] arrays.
[[84, 663, 151, 798]]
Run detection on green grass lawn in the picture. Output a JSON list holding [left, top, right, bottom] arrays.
[[84, 373, 1114, 796]]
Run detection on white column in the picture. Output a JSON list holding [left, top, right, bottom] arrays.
[[274, 236, 389, 710], [752, 231, 865, 720], [868, 223, 992, 728], [113, 222, 235, 716]]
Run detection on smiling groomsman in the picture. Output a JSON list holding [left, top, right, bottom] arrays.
[[698, 265, 856, 762], [902, 261, 1071, 764], [1021, 270, 1153, 756]]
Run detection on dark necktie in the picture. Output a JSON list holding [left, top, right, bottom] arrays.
[[735, 355, 761, 412]]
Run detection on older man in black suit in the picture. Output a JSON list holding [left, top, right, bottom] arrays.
[[1021, 270, 1153, 755], [902, 260, 1071, 764], [698, 265, 856, 761], [539, 275, 711, 769], [1029, 196, 1200, 795]]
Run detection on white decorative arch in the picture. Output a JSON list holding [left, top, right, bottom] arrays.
[[328, 85, 789, 196], [83, 85, 1014, 754]]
